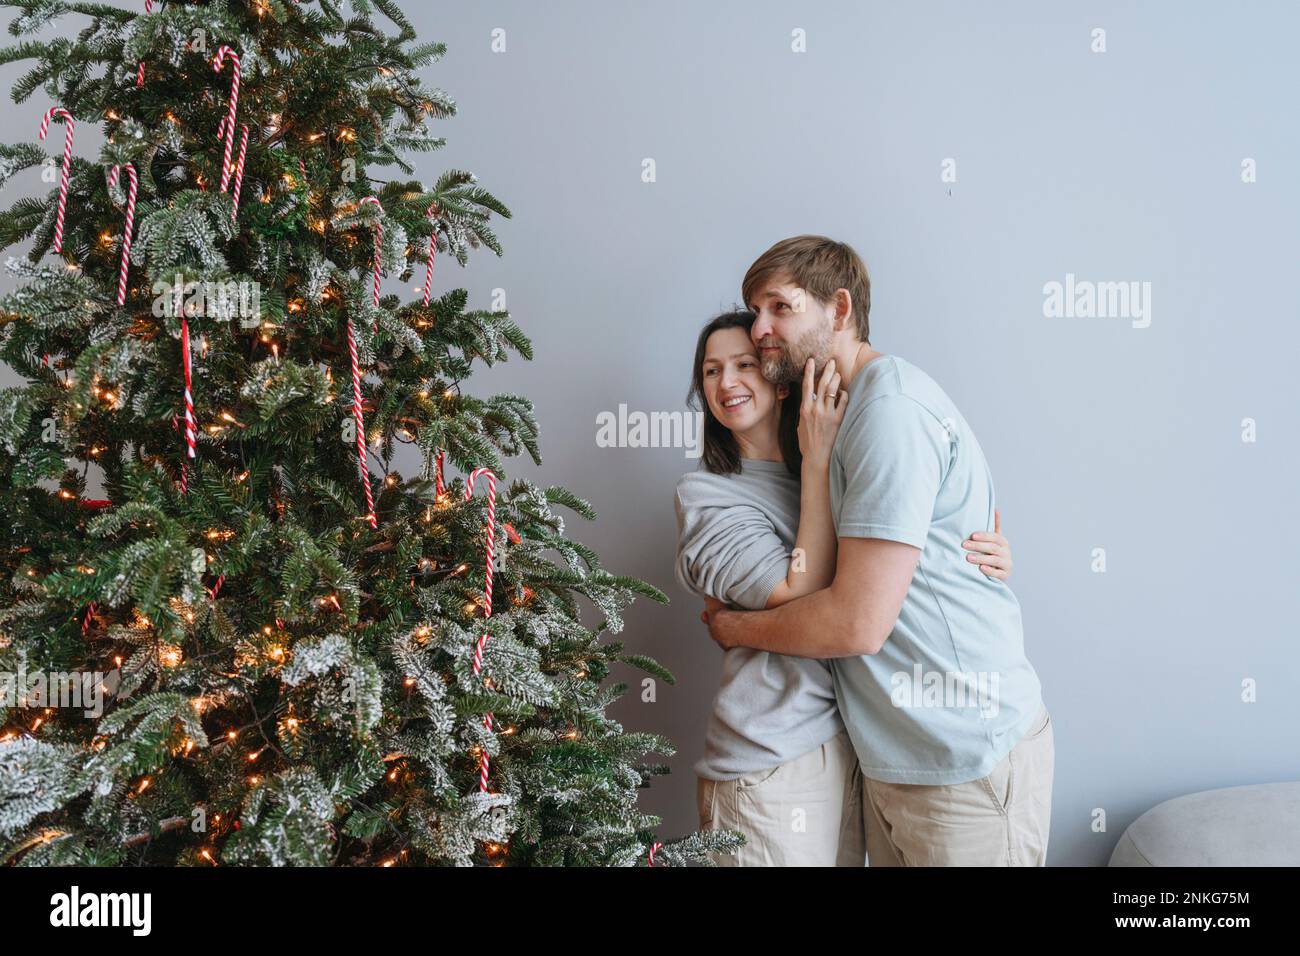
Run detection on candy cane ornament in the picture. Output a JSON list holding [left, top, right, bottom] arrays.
[[464, 467, 498, 792], [229, 124, 249, 221], [423, 205, 444, 503], [107, 164, 138, 307], [212, 46, 241, 193], [135, 1, 153, 88], [340, 197, 384, 529], [421, 203, 438, 307], [37, 107, 76, 254], [346, 315, 378, 529], [180, 316, 197, 488]]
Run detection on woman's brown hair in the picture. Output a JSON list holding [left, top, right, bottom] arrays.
[[686, 310, 802, 476]]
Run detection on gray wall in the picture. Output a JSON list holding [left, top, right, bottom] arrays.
[[4, 1, 1297, 865]]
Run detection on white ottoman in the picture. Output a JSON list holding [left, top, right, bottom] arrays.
[[1109, 781, 1300, 866]]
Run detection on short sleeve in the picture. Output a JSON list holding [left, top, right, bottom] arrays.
[[834, 394, 948, 548], [673, 479, 791, 611]]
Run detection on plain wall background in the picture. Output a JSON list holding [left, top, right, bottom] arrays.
[[3, 1, 1297, 865]]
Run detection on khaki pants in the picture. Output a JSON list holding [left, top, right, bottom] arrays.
[[862, 704, 1055, 866], [697, 730, 866, 866]]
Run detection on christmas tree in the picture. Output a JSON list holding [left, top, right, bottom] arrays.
[[0, 0, 737, 866]]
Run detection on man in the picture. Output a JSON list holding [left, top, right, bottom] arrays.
[[702, 235, 1053, 866]]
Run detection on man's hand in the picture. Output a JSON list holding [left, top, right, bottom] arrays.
[[700, 596, 733, 649]]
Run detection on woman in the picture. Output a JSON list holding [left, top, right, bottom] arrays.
[[673, 310, 1012, 866]]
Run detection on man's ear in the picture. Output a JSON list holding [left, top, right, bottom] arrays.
[[831, 289, 854, 332]]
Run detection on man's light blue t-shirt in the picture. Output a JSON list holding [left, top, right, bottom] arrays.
[[829, 354, 1043, 785]]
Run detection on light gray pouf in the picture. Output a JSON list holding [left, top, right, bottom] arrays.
[[1109, 782, 1300, 866]]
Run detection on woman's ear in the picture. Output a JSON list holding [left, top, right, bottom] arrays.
[[776, 383, 790, 401]]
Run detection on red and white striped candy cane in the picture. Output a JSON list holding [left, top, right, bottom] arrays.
[[180, 315, 197, 482], [212, 46, 241, 193], [37, 107, 76, 254], [229, 124, 249, 221], [346, 314, 378, 529], [135, 0, 153, 88], [464, 467, 498, 792], [421, 203, 438, 307], [108, 164, 138, 307], [648, 841, 663, 866]]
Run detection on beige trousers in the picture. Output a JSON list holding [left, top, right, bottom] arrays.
[[862, 704, 1055, 866], [697, 730, 866, 866]]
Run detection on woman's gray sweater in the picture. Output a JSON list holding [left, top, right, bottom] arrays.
[[673, 457, 845, 781]]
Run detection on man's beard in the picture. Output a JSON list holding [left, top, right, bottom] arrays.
[[759, 320, 834, 385]]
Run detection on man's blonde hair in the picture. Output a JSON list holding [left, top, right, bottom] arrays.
[[741, 235, 872, 343]]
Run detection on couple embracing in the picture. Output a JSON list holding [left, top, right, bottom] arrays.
[[674, 235, 1053, 866]]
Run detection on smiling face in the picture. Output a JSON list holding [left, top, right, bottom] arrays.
[[700, 326, 784, 432], [747, 278, 837, 385]]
